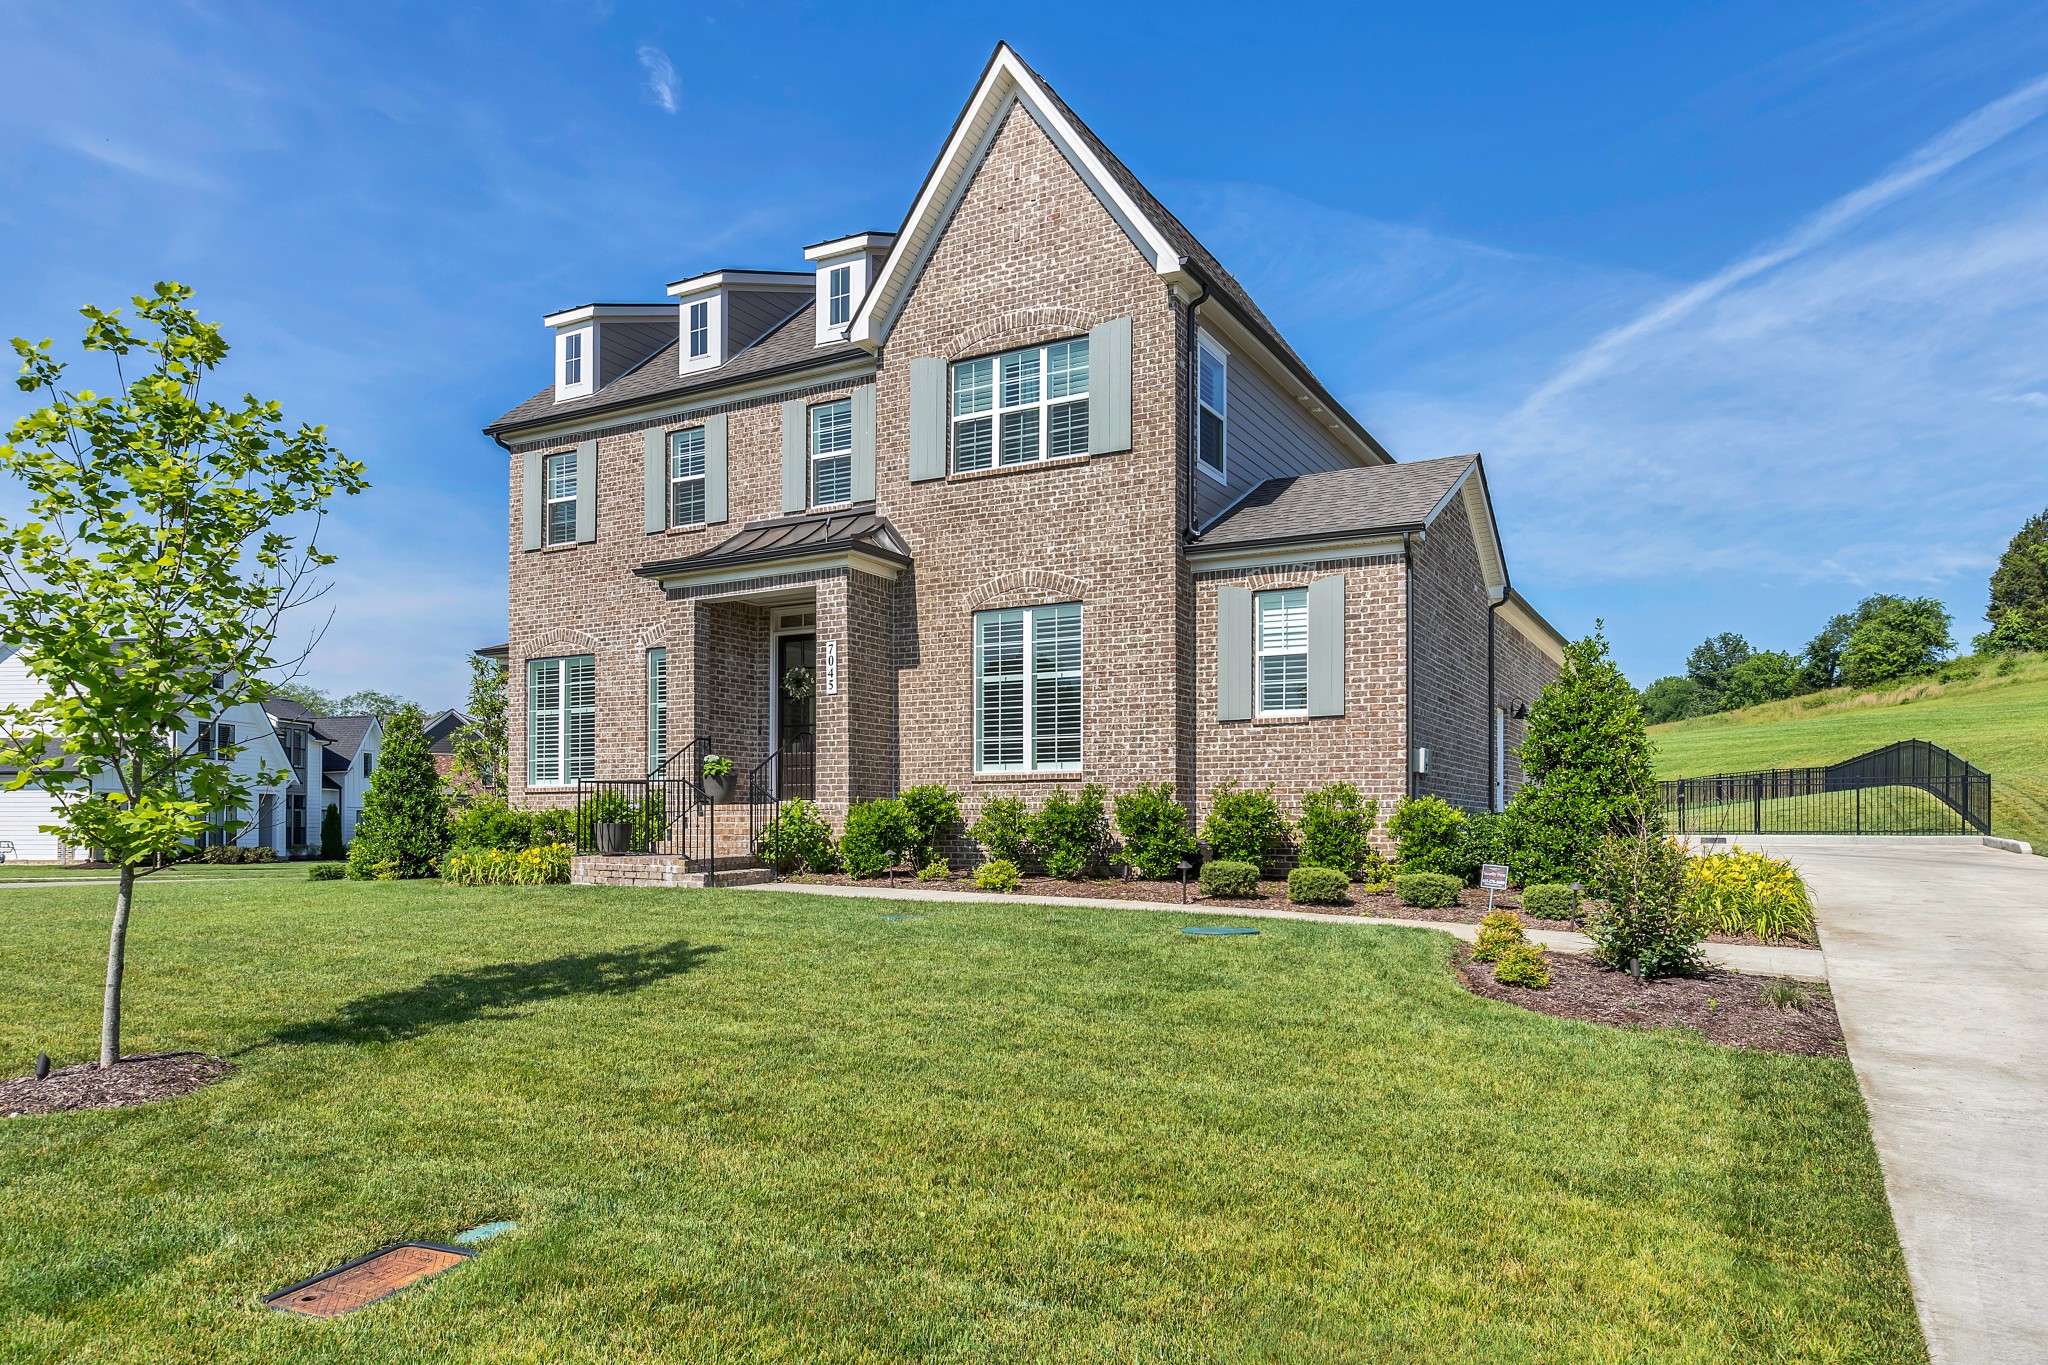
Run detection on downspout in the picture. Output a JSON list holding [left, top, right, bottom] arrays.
[[1181, 266, 1211, 843], [1403, 532, 1415, 800], [1488, 593, 1504, 812]]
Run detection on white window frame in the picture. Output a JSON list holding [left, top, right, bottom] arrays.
[[687, 301, 710, 358], [828, 266, 852, 326], [1196, 333, 1228, 483], [528, 654, 596, 787], [668, 426, 706, 528], [543, 449, 578, 547], [973, 602, 1082, 774], [648, 647, 668, 771], [562, 331, 583, 386], [810, 398, 853, 508], [950, 338, 1090, 474], [1254, 588, 1309, 717]]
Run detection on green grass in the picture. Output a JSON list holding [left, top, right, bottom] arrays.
[[1652, 652, 2048, 849], [0, 862, 331, 883], [0, 880, 1925, 1362]]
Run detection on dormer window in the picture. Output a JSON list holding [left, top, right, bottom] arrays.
[[802, 232, 895, 345], [688, 302, 709, 359], [561, 333, 583, 386], [828, 267, 852, 327]]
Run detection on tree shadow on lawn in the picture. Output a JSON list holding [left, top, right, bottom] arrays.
[[255, 940, 724, 1048]]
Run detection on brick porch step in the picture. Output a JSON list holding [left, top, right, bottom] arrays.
[[572, 854, 774, 889]]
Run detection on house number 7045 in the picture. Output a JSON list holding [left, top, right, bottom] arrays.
[[824, 640, 838, 695]]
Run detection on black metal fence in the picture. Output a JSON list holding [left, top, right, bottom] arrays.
[[1661, 739, 1991, 836], [575, 732, 809, 880]]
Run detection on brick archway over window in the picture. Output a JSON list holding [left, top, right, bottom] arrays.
[[962, 569, 1092, 614], [947, 305, 1095, 359], [525, 626, 599, 659]]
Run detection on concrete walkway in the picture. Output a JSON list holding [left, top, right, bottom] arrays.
[[1733, 836, 2048, 1364]]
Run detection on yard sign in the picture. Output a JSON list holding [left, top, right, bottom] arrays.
[[1480, 863, 1509, 915]]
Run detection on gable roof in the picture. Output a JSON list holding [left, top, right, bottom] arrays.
[[1198, 455, 1478, 549], [309, 713, 376, 761]]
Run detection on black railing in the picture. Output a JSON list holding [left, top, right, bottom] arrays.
[[575, 734, 709, 866], [1661, 740, 1992, 836]]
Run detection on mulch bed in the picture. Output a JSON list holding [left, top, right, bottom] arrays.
[[1457, 950, 1844, 1056], [1, 1052, 234, 1118]]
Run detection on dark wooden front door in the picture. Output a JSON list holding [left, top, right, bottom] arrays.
[[777, 634, 815, 799]]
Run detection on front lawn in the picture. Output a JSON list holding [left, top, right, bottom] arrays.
[[0, 880, 1924, 1362]]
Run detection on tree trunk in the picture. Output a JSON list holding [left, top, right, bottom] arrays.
[[100, 865, 135, 1068]]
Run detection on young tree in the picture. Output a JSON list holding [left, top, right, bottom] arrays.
[[345, 707, 449, 879], [0, 284, 366, 1066], [320, 802, 345, 859], [1980, 507, 2048, 655], [451, 653, 508, 792]]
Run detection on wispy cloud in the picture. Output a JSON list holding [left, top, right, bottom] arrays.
[[638, 43, 679, 114]]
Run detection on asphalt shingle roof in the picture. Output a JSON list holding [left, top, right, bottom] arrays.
[[1197, 455, 1477, 549], [308, 713, 375, 762], [637, 507, 911, 580]]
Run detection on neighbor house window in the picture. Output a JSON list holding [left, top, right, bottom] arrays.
[[362, 751, 373, 779], [688, 301, 709, 358], [951, 339, 1089, 473], [544, 449, 578, 546], [287, 793, 307, 847], [562, 332, 583, 386], [810, 398, 853, 507], [1197, 338, 1227, 480], [197, 721, 236, 758], [668, 427, 706, 527], [528, 654, 596, 786], [974, 603, 1081, 773], [828, 265, 852, 326], [1255, 589, 1308, 716], [647, 647, 668, 771]]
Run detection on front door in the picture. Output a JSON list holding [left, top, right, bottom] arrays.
[[776, 634, 816, 799]]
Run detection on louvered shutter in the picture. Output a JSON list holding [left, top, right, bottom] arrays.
[[851, 385, 876, 503], [908, 357, 947, 481], [1217, 585, 1252, 721], [781, 401, 807, 513], [704, 415, 729, 524], [521, 450, 542, 551], [1088, 316, 1132, 455], [573, 439, 597, 544], [643, 429, 665, 534], [1307, 575, 1345, 717]]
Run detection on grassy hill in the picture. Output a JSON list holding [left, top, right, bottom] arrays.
[[1649, 652, 2048, 851]]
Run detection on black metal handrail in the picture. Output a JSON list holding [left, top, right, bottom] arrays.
[[575, 733, 709, 863], [1660, 739, 1992, 836]]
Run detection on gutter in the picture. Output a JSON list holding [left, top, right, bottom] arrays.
[[1404, 531, 1416, 800], [1180, 264, 1210, 849]]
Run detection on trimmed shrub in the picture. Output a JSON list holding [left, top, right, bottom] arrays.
[[755, 799, 838, 874], [1202, 783, 1291, 873], [916, 859, 949, 882], [194, 844, 278, 864], [1357, 847, 1395, 891], [1492, 940, 1551, 989], [1396, 871, 1462, 909], [442, 842, 572, 886], [840, 798, 914, 879], [1296, 781, 1377, 876], [1520, 883, 1582, 921], [1684, 847, 1815, 941], [1200, 859, 1260, 898], [972, 858, 1021, 893], [1286, 865, 1351, 905], [971, 796, 1032, 866], [1585, 827, 1705, 978], [307, 862, 345, 881], [1389, 796, 1467, 876], [346, 708, 449, 880], [899, 784, 962, 868], [449, 799, 573, 853], [1112, 783, 1198, 878], [1031, 784, 1112, 879], [320, 803, 343, 860], [1472, 909, 1525, 962]]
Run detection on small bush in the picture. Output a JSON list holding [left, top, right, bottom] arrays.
[[307, 863, 345, 881], [756, 799, 838, 873], [1585, 827, 1705, 978], [1473, 909, 1526, 962], [1031, 784, 1113, 879], [971, 858, 1021, 893], [442, 843, 572, 886], [1684, 847, 1814, 941], [1296, 782, 1378, 876], [1112, 783, 1198, 878], [194, 844, 280, 864], [449, 800, 574, 853], [1760, 977, 1810, 1012], [1389, 796, 1467, 877], [1357, 847, 1394, 891], [899, 784, 963, 867], [347, 707, 449, 880], [1202, 783, 1291, 872], [1492, 940, 1551, 989], [971, 796, 1032, 866], [1200, 859, 1261, 898], [319, 804, 344, 860], [1521, 883, 1582, 921], [840, 799, 914, 879], [916, 859, 949, 882], [1286, 865, 1351, 905], [1395, 871, 1462, 909]]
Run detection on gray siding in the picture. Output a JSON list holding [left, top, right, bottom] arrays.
[[599, 321, 673, 387], [1195, 347, 1360, 526], [727, 290, 810, 353]]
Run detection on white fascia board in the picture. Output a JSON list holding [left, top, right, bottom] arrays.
[[1497, 593, 1567, 666], [666, 270, 812, 297], [543, 303, 675, 328], [653, 549, 905, 594], [850, 45, 1178, 351], [1418, 460, 1507, 599], [508, 357, 878, 446], [803, 233, 896, 261], [1185, 533, 1406, 575], [1194, 298, 1388, 468]]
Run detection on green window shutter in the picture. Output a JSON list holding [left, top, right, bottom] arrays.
[[908, 357, 946, 481], [704, 414, 729, 524], [1307, 575, 1346, 717], [1217, 585, 1252, 721], [851, 385, 876, 503], [643, 429, 665, 534], [574, 439, 597, 544], [521, 450, 543, 551], [1088, 315, 1132, 455], [781, 401, 807, 513]]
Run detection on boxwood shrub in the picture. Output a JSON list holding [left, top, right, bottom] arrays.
[[1395, 871, 1462, 909], [1286, 865, 1351, 905], [1199, 859, 1261, 898], [1493, 940, 1551, 989], [755, 799, 838, 874], [1521, 883, 1582, 921], [971, 858, 1021, 893], [840, 798, 914, 879], [1112, 782, 1198, 878], [970, 796, 1031, 865]]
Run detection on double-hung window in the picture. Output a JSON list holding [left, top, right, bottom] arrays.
[[688, 301, 710, 358], [562, 332, 583, 386], [1196, 338, 1227, 480], [668, 427, 706, 528], [828, 266, 852, 326], [810, 398, 852, 507], [950, 338, 1089, 473], [974, 603, 1082, 773], [544, 449, 578, 546], [647, 647, 668, 771], [1255, 589, 1308, 716], [528, 654, 596, 786]]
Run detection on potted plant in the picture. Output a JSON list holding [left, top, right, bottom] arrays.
[[583, 790, 636, 855], [700, 754, 736, 804]]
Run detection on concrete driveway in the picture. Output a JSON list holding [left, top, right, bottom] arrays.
[[1741, 837, 2048, 1364]]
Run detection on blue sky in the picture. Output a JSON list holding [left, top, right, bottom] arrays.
[[3, 1, 2046, 702]]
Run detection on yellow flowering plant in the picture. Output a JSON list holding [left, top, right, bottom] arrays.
[[442, 842, 572, 887], [1683, 847, 1814, 942]]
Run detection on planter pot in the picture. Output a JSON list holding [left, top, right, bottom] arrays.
[[593, 821, 633, 855], [700, 772, 736, 805]]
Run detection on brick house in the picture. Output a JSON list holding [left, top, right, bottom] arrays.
[[484, 45, 1563, 869]]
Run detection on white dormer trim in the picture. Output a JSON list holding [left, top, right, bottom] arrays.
[[849, 44, 1182, 352], [804, 233, 896, 347], [544, 304, 674, 404], [665, 271, 812, 375]]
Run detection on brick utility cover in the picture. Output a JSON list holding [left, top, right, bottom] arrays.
[[265, 1243, 471, 1317]]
